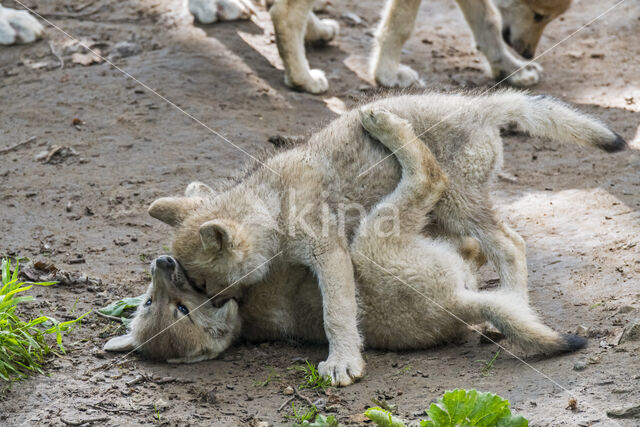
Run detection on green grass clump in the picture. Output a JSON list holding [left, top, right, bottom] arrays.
[[297, 360, 332, 391], [365, 389, 528, 427], [0, 258, 88, 381]]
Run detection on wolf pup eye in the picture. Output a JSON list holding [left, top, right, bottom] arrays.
[[145, 298, 152, 306], [177, 304, 189, 315]]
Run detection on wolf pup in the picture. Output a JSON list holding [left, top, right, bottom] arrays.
[[105, 106, 587, 367], [144, 91, 624, 385]]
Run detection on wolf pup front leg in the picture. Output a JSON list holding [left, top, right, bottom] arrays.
[[309, 239, 365, 386]]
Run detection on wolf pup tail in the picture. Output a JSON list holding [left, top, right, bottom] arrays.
[[484, 90, 627, 153], [459, 290, 587, 355]]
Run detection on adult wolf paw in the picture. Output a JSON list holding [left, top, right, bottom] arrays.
[[501, 61, 543, 87], [305, 18, 339, 44], [284, 68, 329, 94], [0, 6, 43, 45], [188, 0, 255, 24], [318, 353, 365, 386], [375, 64, 425, 88]]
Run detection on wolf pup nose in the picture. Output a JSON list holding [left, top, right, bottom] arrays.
[[155, 255, 176, 270]]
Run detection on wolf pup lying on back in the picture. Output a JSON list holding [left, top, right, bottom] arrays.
[[105, 106, 587, 369], [134, 91, 623, 386]]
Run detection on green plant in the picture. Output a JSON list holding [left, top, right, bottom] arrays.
[[99, 294, 145, 325], [365, 389, 528, 427], [364, 407, 406, 427], [296, 414, 339, 427], [297, 360, 332, 391], [479, 350, 500, 377], [0, 258, 88, 381], [254, 366, 280, 387], [286, 401, 318, 426]]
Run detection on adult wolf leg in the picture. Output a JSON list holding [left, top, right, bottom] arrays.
[[371, 0, 424, 88], [455, 0, 542, 87], [271, 0, 330, 93]]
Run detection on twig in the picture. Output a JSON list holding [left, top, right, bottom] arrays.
[[293, 387, 315, 408], [86, 404, 137, 414], [48, 41, 64, 70], [61, 416, 109, 426], [0, 136, 36, 155], [277, 397, 295, 412], [94, 311, 123, 322]]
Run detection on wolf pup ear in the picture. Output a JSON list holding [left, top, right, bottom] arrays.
[[184, 181, 215, 198], [148, 197, 200, 227], [199, 219, 242, 252], [103, 334, 137, 352]]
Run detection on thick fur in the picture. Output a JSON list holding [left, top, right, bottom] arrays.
[[0, 4, 43, 45], [268, 0, 572, 93], [141, 91, 619, 385], [106, 106, 586, 370]]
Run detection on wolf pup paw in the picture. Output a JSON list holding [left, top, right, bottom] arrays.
[[359, 106, 411, 141], [318, 353, 365, 386]]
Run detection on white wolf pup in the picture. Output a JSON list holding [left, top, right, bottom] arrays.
[[141, 91, 623, 385], [105, 106, 587, 368]]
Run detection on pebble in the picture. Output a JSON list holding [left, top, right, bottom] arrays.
[[620, 318, 640, 343], [573, 361, 587, 371], [618, 305, 636, 315], [283, 386, 294, 395], [575, 325, 589, 337]]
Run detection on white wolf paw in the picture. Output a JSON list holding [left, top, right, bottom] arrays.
[[306, 18, 339, 44], [0, 6, 43, 45], [501, 61, 543, 87], [318, 353, 365, 387], [284, 68, 329, 94], [375, 64, 425, 88], [189, 0, 255, 24], [359, 106, 409, 139]]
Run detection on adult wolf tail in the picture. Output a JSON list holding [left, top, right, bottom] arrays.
[[459, 290, 587, 355], [483, 90, 627, 153]]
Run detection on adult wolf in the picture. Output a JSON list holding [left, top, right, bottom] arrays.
[[144, 91, 624, 385], [105, 106, 587, 372], [270, 0, 572, 93]]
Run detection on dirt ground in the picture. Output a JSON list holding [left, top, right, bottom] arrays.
[[1, 0, 639, 425]]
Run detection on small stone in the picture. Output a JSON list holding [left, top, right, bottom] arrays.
[[607, 403, 640, 419], [153, 398, 170, 411], [110, 41, 141, 59], [620, 319, 640, 343], [253, 422, 269, 427], [283, 386, 294, 395], [203, 390, 218, 404], [617, 305, 636, 315], [573, 361, 587, 371], [575, 325, 589, 337]]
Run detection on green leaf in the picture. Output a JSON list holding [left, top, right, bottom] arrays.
[[423, 389, 528, 427], [298, 414, 339, 427], [364, 407, 407, 427], [99, 295, 145, 319]]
